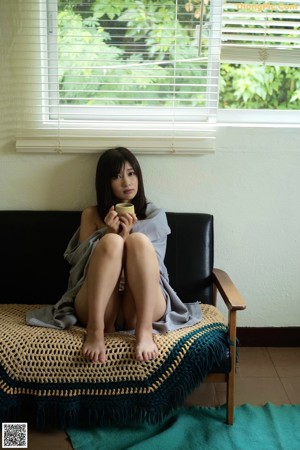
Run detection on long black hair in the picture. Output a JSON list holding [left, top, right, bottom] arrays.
[[95, 147, 147, 221]]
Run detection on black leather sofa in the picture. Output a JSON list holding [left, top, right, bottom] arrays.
[[0, 210, 246, 427]]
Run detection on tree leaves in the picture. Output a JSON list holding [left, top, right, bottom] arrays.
[[219, 64, 300, 109]]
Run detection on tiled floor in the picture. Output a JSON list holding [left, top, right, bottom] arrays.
[[185, 347, 300, 408], [2, 347, 299, 450]]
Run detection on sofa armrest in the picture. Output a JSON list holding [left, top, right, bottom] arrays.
[[212, 268, 247, 311], [212, 267, 246, 371], [211, 268, 246, 426]]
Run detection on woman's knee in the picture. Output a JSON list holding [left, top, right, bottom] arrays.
[[125, 233, 159, 276], [125, 232, 153, 254], [95, 233, 124, 257]]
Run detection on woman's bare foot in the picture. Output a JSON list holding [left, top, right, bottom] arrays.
[[135, 330, 158, 362], [83, 329, 106, 363]]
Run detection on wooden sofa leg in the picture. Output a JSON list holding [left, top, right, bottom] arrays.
[[226, 310, 237, 425], [226, 371, 235, 425]]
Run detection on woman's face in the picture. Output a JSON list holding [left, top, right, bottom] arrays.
[[111, 160, 139, 203]]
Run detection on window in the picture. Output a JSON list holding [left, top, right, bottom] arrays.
[[219, 0, 300, 122], [16, 0, 222, 154], [15, 0, 300, 155]]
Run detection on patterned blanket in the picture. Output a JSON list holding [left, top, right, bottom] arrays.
[[0, 304, 228, 428]]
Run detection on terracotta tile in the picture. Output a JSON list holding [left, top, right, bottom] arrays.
[[185, 383, 217, 407], [236, 347, 277, 377], [237, 377, 291, 405], [281, 377, 300, 404], [27, 429, 73, 450], [215, 377, 291, 406], [268, 347, 300, 377], [213, 382, 227, 406]]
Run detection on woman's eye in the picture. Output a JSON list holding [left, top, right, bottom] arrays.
[[129, 171, 135, 176]]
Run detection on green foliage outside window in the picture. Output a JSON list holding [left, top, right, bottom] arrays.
[[56, 0, 300, 109], [219, 64, 300, 109]]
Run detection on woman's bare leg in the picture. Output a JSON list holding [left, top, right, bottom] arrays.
[[75, 233, 124, 363], [123, 233, 166, 362]]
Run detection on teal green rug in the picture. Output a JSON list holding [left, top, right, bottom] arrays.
[[67, 403, 300, 450]]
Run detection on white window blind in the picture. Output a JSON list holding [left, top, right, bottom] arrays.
[[221, 0, 300, 66], [15, 0, 222, 154]]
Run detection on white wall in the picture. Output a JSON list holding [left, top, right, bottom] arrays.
[[1, 2, 300, 328]]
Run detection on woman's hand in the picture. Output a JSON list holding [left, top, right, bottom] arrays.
[[119, 212, 137, 239], [104, 206, 120, 234]]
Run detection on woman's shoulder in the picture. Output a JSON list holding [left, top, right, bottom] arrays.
[[145, 202, 165, 217], [82, 205, 98, 217], [82, 205, 101, 220], [142, 202, 170, 233], [81, 206, 104, 232]]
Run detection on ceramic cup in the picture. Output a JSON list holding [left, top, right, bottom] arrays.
[[115, 203, 135, 215]]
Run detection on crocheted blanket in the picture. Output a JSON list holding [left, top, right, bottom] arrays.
[[0, 304, 228, 428]]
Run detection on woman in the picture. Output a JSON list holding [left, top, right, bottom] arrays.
[[26, 147, 202, 363]]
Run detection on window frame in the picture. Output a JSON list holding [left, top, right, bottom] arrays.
[[218, 0, 300, 125], [15, 0, 300, 155], [19, 0, 221, 155]]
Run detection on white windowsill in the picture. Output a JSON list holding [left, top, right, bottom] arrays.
[[217, 109, 300, 127]]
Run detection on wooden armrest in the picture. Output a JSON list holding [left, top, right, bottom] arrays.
[[212, 268, 247, 311], [212, 269, 246, 426]]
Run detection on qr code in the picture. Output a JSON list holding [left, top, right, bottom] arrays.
[[2, 423, 28, 448]]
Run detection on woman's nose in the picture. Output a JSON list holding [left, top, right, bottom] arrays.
[[122, 175, 130, 186]]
